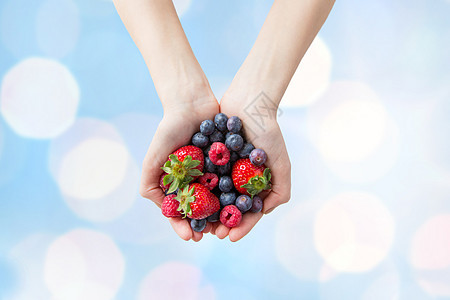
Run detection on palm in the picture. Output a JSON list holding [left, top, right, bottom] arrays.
[[140, 98, 219, 241], [214, 98, 291, 241]]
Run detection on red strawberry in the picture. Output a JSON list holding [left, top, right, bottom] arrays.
[[161, 146, 204, 194], [175, 183, 220, 220], [231, 158, 271, 197], [161, 194, 182, 218]]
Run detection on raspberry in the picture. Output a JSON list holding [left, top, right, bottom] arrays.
[[161, 194, 182, 218], [197, 173, 219, 190], [209, 142, 230, 166], [220, 205, 242, 228]]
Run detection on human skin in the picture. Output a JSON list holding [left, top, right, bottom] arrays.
[[113, 0, 335, 241]]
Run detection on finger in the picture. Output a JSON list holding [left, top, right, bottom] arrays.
[[228, 211, 263, 242], [215, 223, 230, 239], [262, 185, 290, 215], [192, 230, 203, 242], [209, 222, 220, 235], [168, 217, 192, 241], [202, 222, 212, 234]]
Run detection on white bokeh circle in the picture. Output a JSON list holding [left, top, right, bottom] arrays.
[[306, 81, 399, 183], [314, 191, 395, 273], [8, 234, 54, 300], [411, 215, 450, 297], [58, 138, 129, 200], [0, 58, 79, 139], [44, 229, 125, 300], [137, 261, 216, 300], [361, 272, 400, 300], [275, 200, 327, 281], [411, 214, 450, 270], [36, 0, 80, 58], [281, 37, 332, 107], [49, 118, 138, 222]]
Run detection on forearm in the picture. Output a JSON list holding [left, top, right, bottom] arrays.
[[113, 0, 211, 107], [228, 0, 335, 104]]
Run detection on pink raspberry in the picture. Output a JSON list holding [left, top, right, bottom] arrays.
[[161, 194, 182, 218], [159, 173, 170, 192], [197, 173, 219, 190], [209, 142, 230, 166], [220, 205, 242, 228]]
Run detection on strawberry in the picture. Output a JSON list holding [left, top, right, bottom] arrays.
[[231, 158, 271, 198], [161, 194, 182, 218], [161, 146, 204, 194], [175, 183, 220, 220]]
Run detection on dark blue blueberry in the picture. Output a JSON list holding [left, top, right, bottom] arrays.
[[249, 148, 267, 166], [190, 218, 207, 232], [227, 116, 242, 133], [238, 143, 255, 158], [209, 130, 225, 143], [214, 113, 228, 132], [204, 157, 217, 173], [200, 119, 215, 135], [206, 210, 220, 222], [203, 145, 211, 156], [250, 195, 263, 213], [220, 192, 236, 206], [217, 162, 231, 175], [225, 131, 234, 140], [219, 176, 233, 192], [230, 151, 240, 164], [236, 195, 252, 213], [192, 132, 209, 148], [225, 134, 244, 151]]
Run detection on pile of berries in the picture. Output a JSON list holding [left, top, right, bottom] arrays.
[[160, 113, 271, 232]]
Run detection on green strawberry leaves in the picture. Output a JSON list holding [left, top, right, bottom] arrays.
[[175, 185, 196, 218], [241, 168, 272, 198], [161, 155, 203, 194]]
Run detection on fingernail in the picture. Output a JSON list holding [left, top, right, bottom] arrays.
[[265, 207, 275, 215]]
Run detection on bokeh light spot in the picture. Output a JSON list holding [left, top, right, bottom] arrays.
[[314, 192, 395, 273], [49, 118, 138, 222], [44, 229, 125, 300], [58, 138, 129, 200], [0, 58, 79, 139], [138, 261, 215, 300], [411, 214, 450, 270], [281, 37, 332, 107]]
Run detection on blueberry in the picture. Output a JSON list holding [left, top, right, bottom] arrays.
[[225, 131, 234, 140], [200, 120, 215, 136], [238, 143, 255, 158], [217, 162, 231, 175], [220, 192, 236, 206], [230, 152, 239, 164], [219, 176, 233, 192], [204, 157, 217, 173], [214, 113, 228, 132], [250, 195, 263, 213], [206, 210, 220, 222], [227, 116, 242, 133], [192, 132, 209, 148], [190, 218, 207, 232], [249, 148, 267, 166], [225, 134, 244, 152], [203, 145, 211, 156], [209, 130, 225, 143], [236, 195, 252, 213]]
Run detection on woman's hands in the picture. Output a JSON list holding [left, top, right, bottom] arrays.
[[140, 89, 219, 242], [212, 90, 291, 241]]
